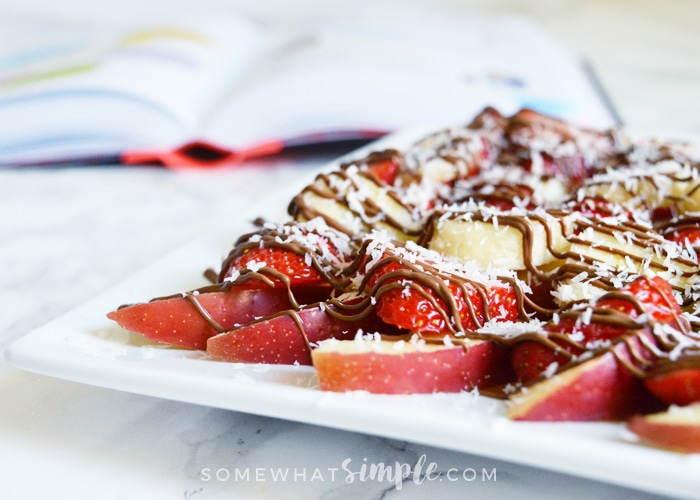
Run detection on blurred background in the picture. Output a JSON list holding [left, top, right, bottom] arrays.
[[1, 0, 699, 134]]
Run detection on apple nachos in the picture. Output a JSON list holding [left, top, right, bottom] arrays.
[[109, 107, 700, 453]]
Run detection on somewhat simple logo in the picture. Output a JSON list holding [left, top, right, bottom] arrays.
[[201, 454, 496, 491], [342, 454, 496, 490]]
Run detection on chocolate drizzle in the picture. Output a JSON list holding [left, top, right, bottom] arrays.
[[288, 149, 425, 240], [279, 109, 700, 389], [217, 220, 355, 291], [113, 107, 700, 403]]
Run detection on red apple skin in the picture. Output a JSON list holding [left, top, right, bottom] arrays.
[[206, 306, 376, 365], [312, 339, 514, 394], [107, 286, 329, 350], [627, 405, 700, 453], [644, 368, 700, 406], [508, 335, 663, 422]]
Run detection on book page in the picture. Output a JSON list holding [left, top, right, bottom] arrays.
[[0, 12, 261, 164], [203, 7, 616, 150]]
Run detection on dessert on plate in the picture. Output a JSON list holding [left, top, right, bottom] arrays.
[[107, 107, 700, 453]]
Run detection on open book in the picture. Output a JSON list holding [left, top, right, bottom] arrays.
[[0, 7, 618, 167]]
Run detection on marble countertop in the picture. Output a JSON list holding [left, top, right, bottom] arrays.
[[2, 1, 699, 498]]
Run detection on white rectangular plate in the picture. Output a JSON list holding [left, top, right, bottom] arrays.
[[6, 129, 700, 498]]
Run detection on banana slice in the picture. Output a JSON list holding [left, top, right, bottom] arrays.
[[405, 126, 490, 184], [563, 214, 699, 300], [578, 160, 700, 214], [424, 206, 574, 271], [423, 204, 699, 305], [289, 163, 425, 242]]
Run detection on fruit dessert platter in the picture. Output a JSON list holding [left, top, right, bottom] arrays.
[[108, 107, 700, 455]]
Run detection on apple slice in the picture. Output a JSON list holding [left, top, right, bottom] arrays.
[[206, 302, 391, 365], [107, 285, 330, 350], [627, 403, 700, 453], [311, 336, 514, 394], [508, 334, 663, 421]]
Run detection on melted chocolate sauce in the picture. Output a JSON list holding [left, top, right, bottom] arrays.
[[119, 108, 700, 397]]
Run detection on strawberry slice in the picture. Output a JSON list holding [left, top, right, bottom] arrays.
[[499, 109, 610, 187], [537, 152, 592, 187], [511, 276, 682, 384], [510, 339, 573, 385], [364, 153, 402, 185], [342, 149, 404, 186], [663, 224, 700, 247], [226, 246, 328, 288], [368, 158, 399, 185], [219, 221, 352, 290], [650, 206, 677, 225], [596, 275, 685, 331], [644, 367, 700, 406], [367, 259, 519, 335]]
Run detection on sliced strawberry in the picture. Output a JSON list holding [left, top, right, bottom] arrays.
[[226, 246, 327, 288], [564, 276, 682, 345], [511, 276, 682, 384], [664, 225, 700, 247], [511, 316, 627, 385], [562, 276, 682, 343], [219, 222, 351, 290], [541, 152, 592, 187], [499, 109, 611, 187], [343, 149, 404, 186], [650, 205, 677, 225], [629, 275, 681, 319], [465, 108, 507, 164], [106, 285, 330, 350], [601, 275, 683, 329], [644, 367, 700, 406], [510, 338, 574, 385], [365, 157, 401, 185], [653, 215, 700, 246], [368, 260, 519, 335]]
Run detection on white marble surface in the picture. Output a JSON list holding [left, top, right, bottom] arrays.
[[1, 1, 699, 498]]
